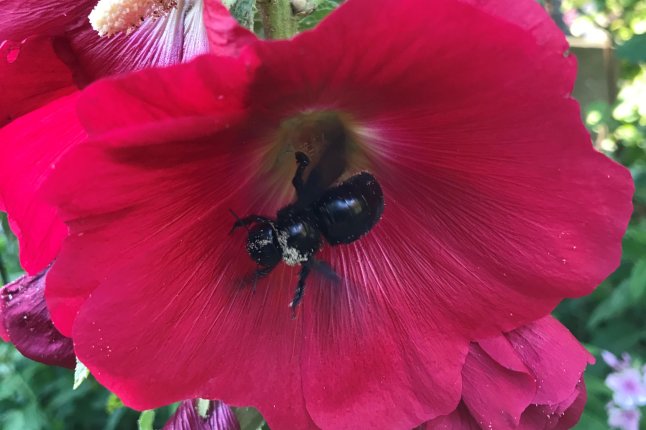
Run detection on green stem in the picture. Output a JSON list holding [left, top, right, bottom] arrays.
[[0, 253, 8, 285], [257, 0, 298, 39]]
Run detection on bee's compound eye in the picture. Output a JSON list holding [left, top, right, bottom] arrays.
[[246, 223, 282, 267], [295, 151, 310, 166]]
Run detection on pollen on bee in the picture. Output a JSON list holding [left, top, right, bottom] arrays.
[[89, 0, 177, 37]]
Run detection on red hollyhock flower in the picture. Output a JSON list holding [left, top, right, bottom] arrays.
[[14, 0, 630, 428], [0, 271, 75, 368], [163, 400, 240, 430], [0, 0, 252, 127], [424, 317, 590, 429]]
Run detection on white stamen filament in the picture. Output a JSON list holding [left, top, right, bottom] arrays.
[[89, 0, 177, 37]]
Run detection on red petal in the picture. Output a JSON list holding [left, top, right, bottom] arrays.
[[0, 287, 8, 341], [301, 266, 465, 427], [0, 37, 75, 126], [203, 0, 256, 56], [0, 0, 92, 41], [76, 53, 255, 136], [0, 93, 86, 274], [45, 55, 254, 335], [460, 343, 535, 428], [423, 403, 481, 429], [251, 0, 633, 338], [425, 317, 590, 429], [162, 400, 240, 430], [477, 335, 529, 374], [505, 316, 593, 405], [1, 271, 75, 368], [519, 382, 587, 430]]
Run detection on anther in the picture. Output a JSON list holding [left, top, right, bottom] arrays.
[[89, 0, 177, 37]]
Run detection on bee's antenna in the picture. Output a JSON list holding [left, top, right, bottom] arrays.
[[228, 208, 250, 234]]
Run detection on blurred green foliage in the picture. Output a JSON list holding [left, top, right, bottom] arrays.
[[0, 1, 645, 429], [0, 338, 142, 429]]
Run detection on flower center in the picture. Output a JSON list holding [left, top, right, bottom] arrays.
[[267, 111, 370, 186], [622, 379, 638, 393], [89, 0, 178, 37]]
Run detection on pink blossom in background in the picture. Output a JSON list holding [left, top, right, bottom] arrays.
[[603, 350, 633, 371], [603, 351, 646, 430], [606, 368, 646, 409], [608, 406, 641, 430]]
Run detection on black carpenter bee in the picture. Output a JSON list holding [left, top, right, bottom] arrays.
[[230, 151, 384, 317]]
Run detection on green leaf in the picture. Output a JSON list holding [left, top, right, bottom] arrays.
[[138, 410, 155, 430], [106, 393, 125, 414], [628, 259, 646, 300], [1, 411, 28, 430], [587, 279, 632, 328], [590, 319, 646, 352], [73, 359, 90, 390], [298, 0, 341, 30], [584, 373, 611, 396], [573, 411, 608, 430], [228, 0, 256, 29], [623, 219, 646, 261], [196, 399, 210, 418], [235, 407, 266, 430], [616, 33, 646, 64]]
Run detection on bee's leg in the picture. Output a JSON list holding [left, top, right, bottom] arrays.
[[251, 265, 275, 293], [229, 210, 273, 234], [289, 261, 312, 319], [292, 151, 310, 196]]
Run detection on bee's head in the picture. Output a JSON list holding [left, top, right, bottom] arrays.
[[246, 222, 282, 267]]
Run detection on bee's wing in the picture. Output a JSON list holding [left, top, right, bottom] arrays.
[[310, 258, 342, 284]]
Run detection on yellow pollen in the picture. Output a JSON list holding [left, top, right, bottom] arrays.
[[89, 0, 177, 37]]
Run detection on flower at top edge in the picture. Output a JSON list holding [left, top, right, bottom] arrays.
[[1, 0, 636, 428], [0, 0, 255, 128], [608, 407, 641, 430], [0, 0, 253, 87]]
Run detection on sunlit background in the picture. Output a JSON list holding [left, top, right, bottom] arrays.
[[1, 0, 645, 428]]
